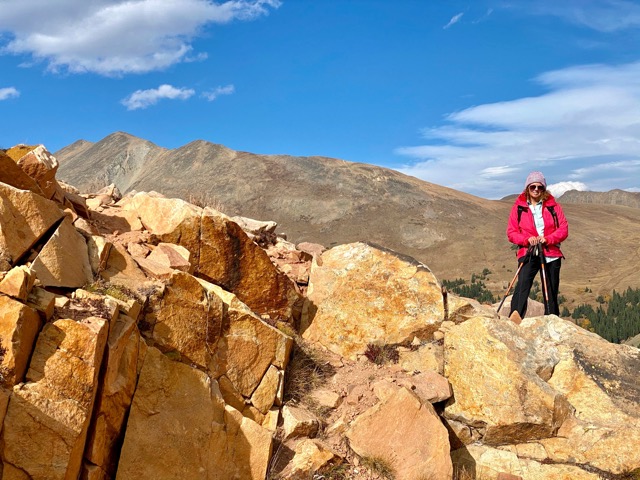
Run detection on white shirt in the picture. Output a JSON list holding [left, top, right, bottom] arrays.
[[529, 201, 559, 262]]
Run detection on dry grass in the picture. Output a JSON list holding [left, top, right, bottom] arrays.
[[187, 192, 226, 212], [0, 344, 9, 386], [283, 339, 335, 403], [315, 462, 351, 480], [85, 279, 136, 302], [452, 464, 475, 480], [363, 343, 400, 366], [360, 456, 395, 479]]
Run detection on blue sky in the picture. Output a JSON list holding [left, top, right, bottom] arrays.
[[1, 0, 639, 199]]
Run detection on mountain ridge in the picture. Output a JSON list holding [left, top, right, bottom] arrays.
[[56, 132, 640, 308]]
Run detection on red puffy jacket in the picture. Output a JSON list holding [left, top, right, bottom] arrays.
[[507, 192, 569, 259]]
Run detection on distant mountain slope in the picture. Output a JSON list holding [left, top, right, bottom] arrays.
[[559, 189, 640, 208], [55, 132, 640, 306], [57, 132, 167, 193]]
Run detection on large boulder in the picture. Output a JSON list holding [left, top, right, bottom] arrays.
[[1, 317, 108, 480], [5, 144, 62, 201], [0, 182, 64, 270], [207, 280, 292, 398], [0, 151, 43, 194], [123, 193, 301, 322], [116, 347, 273, 480], [525, 316, 640, 474], [0, 265, 36, 301], [151, 271, 224, 369], [150, 272, 292, 411], [30, 216, 94, 288], [444, 316, 572, 445], [346, 386, 452, 480], [198, 207, 301, 322], [445, 314, 640, 476], [302, 242, 445, 359], [122, 191, 203, 265]]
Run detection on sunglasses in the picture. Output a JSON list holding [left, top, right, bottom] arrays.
[[529, 184, 545, 192]]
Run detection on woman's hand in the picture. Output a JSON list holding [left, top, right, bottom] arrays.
[[527, 236, 547, 245]]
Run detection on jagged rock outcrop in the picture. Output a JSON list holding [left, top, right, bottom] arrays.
[[116, 346, 273, 480], [2, 317, 108, 479], [121, 192, 302, 322], [82, 314, 143, 479], [30, 216, 94, 288], [0, 182, 64, 270], [0, 144, 299, 479]]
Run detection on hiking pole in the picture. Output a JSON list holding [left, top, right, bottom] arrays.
[[497, 245, 533, 315], [538, 244, 550, 314]]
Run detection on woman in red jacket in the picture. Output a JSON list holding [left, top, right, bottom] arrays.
[[507, 171, 569, 317]]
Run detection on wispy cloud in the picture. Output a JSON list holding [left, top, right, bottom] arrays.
[[508, 0, 640, 32], [0, 0, 281, 75], [443, 12, 464, 29], [202, 84, 235, 101], [0, 87, 19, 100], [396, 62, 640, 198], [121, 84, 195, 110], [472, 8, 493, 24]]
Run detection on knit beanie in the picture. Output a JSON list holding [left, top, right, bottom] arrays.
[[525, 171, 547, 189]]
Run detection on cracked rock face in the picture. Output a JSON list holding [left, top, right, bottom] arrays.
[[302, 242, 445, 360], [444, 316, 571, 446], [0, 182, 64, 270], [445, 314, 640, 475]]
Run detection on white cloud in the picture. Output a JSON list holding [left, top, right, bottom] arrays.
[[443, 12, 464, 29], [472, 8, 493, 24], [202, 84, 235, 101], [547, 181, 588, 198], [513, 0, 640, 32], [396, 62, 640, 199], [0, 87, 19, 100], [121, 84, 195, 110], [0, 0, 281, 75]]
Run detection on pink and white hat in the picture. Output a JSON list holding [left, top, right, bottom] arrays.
[[525, 171, 546, 189]]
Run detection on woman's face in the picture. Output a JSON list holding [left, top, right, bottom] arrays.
[[528, 183, 545, 201]]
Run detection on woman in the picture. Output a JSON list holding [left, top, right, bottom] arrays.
[[507, 171, 569, 317]]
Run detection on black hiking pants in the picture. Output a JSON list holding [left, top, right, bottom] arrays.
[[510, 256, 562, 317]]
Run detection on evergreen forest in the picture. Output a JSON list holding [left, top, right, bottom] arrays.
[[570, 287, 640, 343]]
